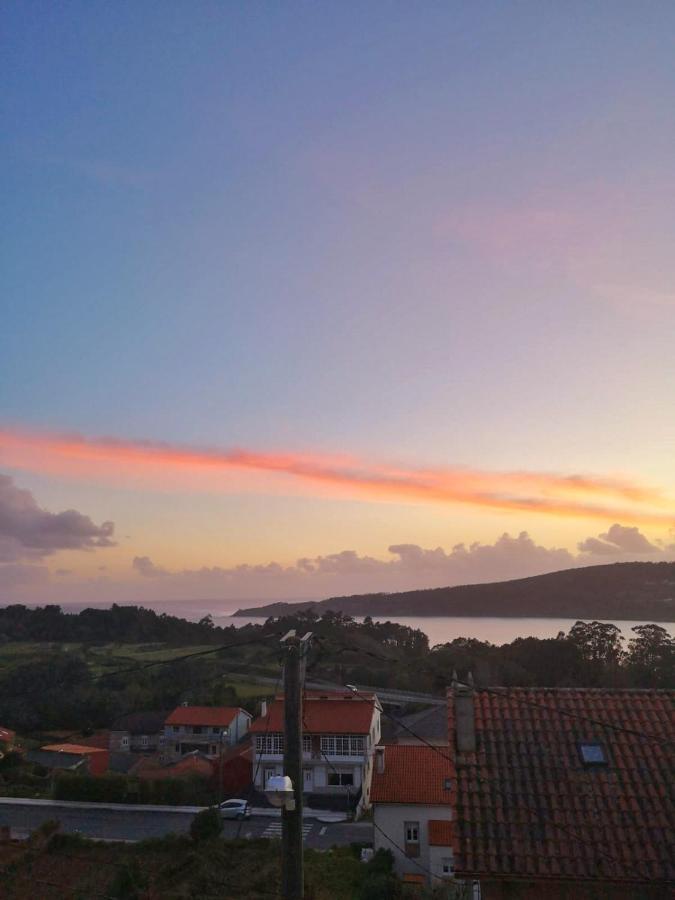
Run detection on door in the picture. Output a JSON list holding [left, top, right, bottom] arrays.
[[303, 768, 313, 791]]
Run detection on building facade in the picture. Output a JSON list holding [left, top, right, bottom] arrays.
[[161, 705, 251, 761], [250, 691, 381, 810], [370, 744, 457, 887]]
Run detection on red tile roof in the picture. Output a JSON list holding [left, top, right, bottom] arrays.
[[449, 688, 675, 884], [42, 743, 107, 756], [165, 706, 244, 727], [370, 745, 455, 805], [428, 820, 454, 846], [250, 697, 376, 735]]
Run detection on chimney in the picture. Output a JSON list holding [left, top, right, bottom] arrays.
[[260, 699, 267, 718], [375, 745, 385, 774], [452, 671, 476, 754]]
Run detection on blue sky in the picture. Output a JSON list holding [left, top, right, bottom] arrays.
[[2, 2, 674, 605]]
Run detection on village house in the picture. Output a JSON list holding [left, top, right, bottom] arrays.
[[26, 743, 109, 776], [109, 711, 167, 755], [371, 679, 674, 898], [250, 690, 381, 811], [370, 743, 457, 889], [161, 705, 251, 762]]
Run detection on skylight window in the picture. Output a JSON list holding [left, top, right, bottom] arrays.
[[579, 742, 607, 765]]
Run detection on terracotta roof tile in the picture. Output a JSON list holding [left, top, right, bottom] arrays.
[[449, 688, 675, 884], [370, 745, 454, 805], [165, 706, 244, 727], [250, 696, 376, 735]]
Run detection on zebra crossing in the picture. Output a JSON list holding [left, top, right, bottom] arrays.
[[261, 820, 313, 841]]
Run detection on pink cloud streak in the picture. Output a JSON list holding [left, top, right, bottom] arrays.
[[0, 426, 672, 526]]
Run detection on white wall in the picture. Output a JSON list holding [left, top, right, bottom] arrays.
[[373, 803, 452, 883]]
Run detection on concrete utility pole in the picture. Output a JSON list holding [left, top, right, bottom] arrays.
[[281, 630, 312, 900]]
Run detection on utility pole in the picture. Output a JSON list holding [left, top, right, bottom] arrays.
[[281, 630, 312, 900]]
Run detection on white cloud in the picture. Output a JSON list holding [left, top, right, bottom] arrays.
[[578, 523, 658, 556]]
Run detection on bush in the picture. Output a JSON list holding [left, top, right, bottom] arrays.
[[53, 772, 128, 803], [190, 806, 223, 842], [358, 871, 401, 900]]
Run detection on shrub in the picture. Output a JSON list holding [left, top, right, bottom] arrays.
[[190, 806, 223, 842]]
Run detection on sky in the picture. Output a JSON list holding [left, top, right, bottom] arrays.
[[2, 2, 675, 611]]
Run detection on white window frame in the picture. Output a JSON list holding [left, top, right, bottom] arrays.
[[404, 821, 420, 844], [320, 735, 365, 756], [256, 733, 284, 754]]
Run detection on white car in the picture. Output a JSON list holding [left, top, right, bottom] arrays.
[[218, 798, 251, 820]]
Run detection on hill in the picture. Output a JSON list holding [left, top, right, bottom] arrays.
[[234, 561, 675, 620]]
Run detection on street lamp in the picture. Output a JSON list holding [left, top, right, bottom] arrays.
[[264, 774, 296, 810], [218, 728, 229, 805]]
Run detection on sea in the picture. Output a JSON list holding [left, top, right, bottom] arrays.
[[218, 614, 673, 646]]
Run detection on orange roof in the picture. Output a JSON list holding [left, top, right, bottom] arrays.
[[165, 706, 244, 727], [402, 874, 425, 884], [42, 743, 107, 756], [370, 745, 454, 805], [449, 687, 675, 884], [428, 819, 453, 846], [250, 696, 376, 735]]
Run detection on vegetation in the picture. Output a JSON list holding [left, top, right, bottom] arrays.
[[235, 560, 675, 621], [0, 604, 671, 745], [0, 828, 411, 900], [189, 806, 223, 841]]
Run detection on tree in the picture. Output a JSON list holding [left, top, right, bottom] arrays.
[[568, 621, 624, 665], [625, 624, 675, 687]]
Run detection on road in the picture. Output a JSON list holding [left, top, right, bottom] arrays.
[[0, 799, 372, 850]]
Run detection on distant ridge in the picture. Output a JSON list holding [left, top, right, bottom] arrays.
[[233, 561, 675, 621]]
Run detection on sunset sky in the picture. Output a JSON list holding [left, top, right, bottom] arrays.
[[2, 3, 674, 610]]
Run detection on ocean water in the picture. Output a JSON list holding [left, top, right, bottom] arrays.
[[221, 614, 673, 646]]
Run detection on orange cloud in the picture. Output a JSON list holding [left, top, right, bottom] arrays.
[[0, 425, 672, 526]]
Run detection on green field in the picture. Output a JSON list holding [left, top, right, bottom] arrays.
[[0, 640, 278, 695]]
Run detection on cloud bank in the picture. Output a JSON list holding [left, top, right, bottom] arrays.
[[114, 525, 669, 607], [0, 474, 116, 592], [0, 474, 115, 563]]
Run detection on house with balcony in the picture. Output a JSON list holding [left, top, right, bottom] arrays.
[[161, 705, 251, 762], [249, 690, 381, 811]]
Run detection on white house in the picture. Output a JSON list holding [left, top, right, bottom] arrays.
[[249, 690, 381, 810], [370, 743, 455, 888], [161, 705, 251, 762]]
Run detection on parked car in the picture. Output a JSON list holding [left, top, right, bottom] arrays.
[[219, 798, 251, 820]]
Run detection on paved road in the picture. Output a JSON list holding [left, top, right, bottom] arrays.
[[0, 800, 372, 850]]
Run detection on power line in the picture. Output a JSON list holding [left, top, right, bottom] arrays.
[[327, 638, 673, 747], [0, 631, 284, 719]]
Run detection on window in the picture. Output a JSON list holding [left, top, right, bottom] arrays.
[[174, 744, 180, 753], [303, 735, 311, 753], [140, 735, 149, 747], [121, 736, 129, 747], [264, 768, 277, 785], [441, 857, 453, 875], [172, 726, 180, 734], [256, 734, 284, 754], [327, 770, 354, 787], [405, 822, 419, 843], [212, 727, 221, 735], [579, 742, 608, 765], [193, 726, 203, 735], [320, 735, 365, 756], [404, 821, 420, 858]]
